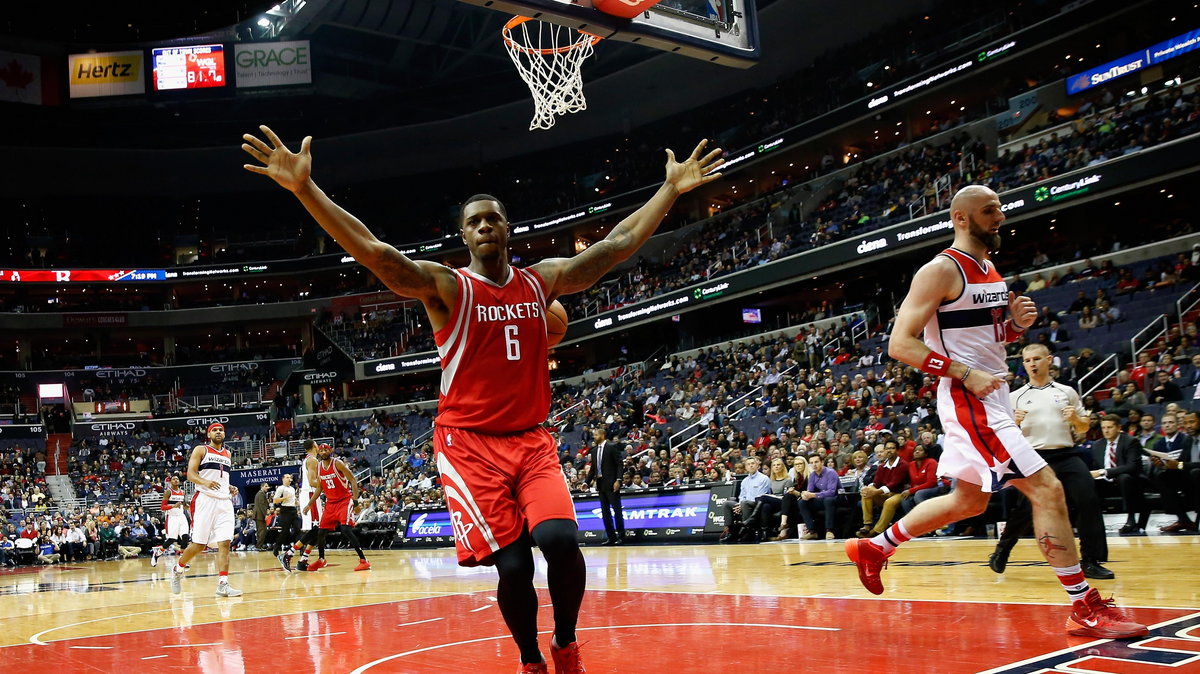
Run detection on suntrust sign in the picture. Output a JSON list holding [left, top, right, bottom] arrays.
[[234, 41, 312, 88]]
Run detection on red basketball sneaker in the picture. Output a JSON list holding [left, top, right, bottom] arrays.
[[1066, 589, 1149, 638], [307, 559, 328, 572], [354, 559, 371, 571], [518, 662, 549, 673], [845, 538, 892, 595], [550, 639, 586, 673]]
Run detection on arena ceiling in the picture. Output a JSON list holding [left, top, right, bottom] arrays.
[[0, 0, 933, 149]]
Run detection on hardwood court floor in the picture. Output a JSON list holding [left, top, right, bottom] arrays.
[[1, 535, 1198, 673]]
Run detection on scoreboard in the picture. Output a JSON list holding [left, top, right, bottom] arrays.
[[151, 44, 226, 91]]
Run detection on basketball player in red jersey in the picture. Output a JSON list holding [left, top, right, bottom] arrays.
[[845, 185, 1145, 639], [309, 443, 370, 571], [242, 124, 722, 673], [170, 423, 242, 597]]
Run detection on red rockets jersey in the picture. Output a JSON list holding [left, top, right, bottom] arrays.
[[317, 459, 352, 502], [433, 266, 551, 434]]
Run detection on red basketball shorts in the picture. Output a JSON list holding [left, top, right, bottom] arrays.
[[434, 424, 576, 567], [319, 497, 352, 529]]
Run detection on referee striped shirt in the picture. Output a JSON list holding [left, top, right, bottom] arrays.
[[1011, 381, 1086, 450]]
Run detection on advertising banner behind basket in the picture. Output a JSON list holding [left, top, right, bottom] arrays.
[[234, 41, 312, 88]]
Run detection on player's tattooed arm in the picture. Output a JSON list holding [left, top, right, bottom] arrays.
[[1037, 532, 1068, 560]]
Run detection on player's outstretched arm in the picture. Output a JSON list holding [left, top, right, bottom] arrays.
[[241, 125, 454, 310], [534, 139, 724, 298], [890, 258, 1003, 398]]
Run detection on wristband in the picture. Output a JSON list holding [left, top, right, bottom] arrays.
[[1001, 319, 1026, 343], [960, 366, 973, 382], [921, 351, 952, 377]]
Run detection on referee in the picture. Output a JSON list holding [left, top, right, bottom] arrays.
[[988, 344, 1114, 580], [271, 473, 300, 555]]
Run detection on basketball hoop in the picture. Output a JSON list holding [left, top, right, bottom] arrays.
[[502, 16, 601, 131]]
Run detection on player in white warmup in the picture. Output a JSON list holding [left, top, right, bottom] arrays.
[[151, 475, 190, 567]]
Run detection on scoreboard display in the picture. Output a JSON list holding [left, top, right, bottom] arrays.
[[152, 44, 226, 91]]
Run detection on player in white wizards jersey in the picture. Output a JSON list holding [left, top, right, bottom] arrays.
[[846, 185, 1145, 640], [169, 422, 242, 597], [278, 439, 322, 572], [150, 474, 190, 567]]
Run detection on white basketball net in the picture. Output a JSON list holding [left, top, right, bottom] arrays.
[[503, 17, 599, 131]]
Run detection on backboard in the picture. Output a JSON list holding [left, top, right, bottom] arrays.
[[458, 0, 760, 68]]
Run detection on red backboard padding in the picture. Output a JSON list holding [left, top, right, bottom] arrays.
[[594, 0, 664, 19]]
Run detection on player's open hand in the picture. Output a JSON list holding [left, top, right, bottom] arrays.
[[664, 139, 724, 194], [1008, 291, 1036, 330], [964, 368, 1003, 399], [242, 125, 312, 193]]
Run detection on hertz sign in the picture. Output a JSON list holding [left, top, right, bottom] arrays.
[[68, 51, 145, 98], [234, 41, 312, 88]]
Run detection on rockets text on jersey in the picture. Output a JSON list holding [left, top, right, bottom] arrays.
[[317, 459, 352, 501], [433, 266, 552, 433]]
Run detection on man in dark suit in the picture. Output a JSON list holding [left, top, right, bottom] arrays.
[[1047, 320, 1071, 346], [1089, 417, 1151, 534], [1150, 412, 1198, 532], [588, 428, 625, 545]]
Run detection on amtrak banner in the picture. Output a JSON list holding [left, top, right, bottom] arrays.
[[399, 485, 720, 546]]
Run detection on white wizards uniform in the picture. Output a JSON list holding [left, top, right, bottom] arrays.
[[923, 247, 1046, 492], [162, 487, 190, 539], [191, 444, 235, 546], [300, 455, 322, 531]]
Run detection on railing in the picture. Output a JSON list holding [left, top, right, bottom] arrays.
[[724, 363, 797, 419], [1130, 313, 1170, 361], [667, 418, 707, 450], [379, 426, 435, 476], [251, 436, 334, 465], [551, 398, 591, 431], [1176, 281, 1200, 332], [170, 389, 267, 412], [1077, 353, 1119, 399]]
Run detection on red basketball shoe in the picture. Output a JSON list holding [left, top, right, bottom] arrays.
[[518, 662, 549, 673], [550, 639, 586, 673], [1066, 589, 1149, 638], [845, 538, 892, 595], [354, 559, 371, 571], [307, 559, 328, 572]]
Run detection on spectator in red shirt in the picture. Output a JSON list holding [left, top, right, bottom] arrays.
[[856, 443, 909, 538], [899, 445, 945, 515]]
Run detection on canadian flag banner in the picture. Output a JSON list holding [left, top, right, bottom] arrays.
[[0, 50, 44, 105]]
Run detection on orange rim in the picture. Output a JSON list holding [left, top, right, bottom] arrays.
[[502, 15, 601, 55]]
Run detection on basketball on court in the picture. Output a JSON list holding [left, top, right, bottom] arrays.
[[546, 299, 568, 346]]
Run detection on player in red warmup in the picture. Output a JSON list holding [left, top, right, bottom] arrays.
[[310, 443, 370, 571], [846, 185, 1146, 639], [242, 124, 723, 673]]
